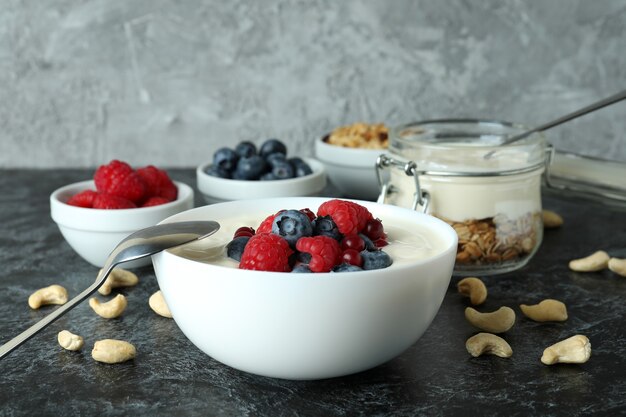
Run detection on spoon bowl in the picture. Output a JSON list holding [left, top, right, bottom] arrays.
[[0, 220, 220, 360]]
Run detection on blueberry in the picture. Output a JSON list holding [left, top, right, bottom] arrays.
[[297, 252, 312, 264], [235, 141, 257, 158], [312, 216, 342, 241], [272, 209, 313, 248], [332, 263, 363, 273], [289, 157, 313, 177], [272, 160, 295, 180], [260, 172, 278, 181], [213, 147, 239, 172], [358, 233, 378, 251], [265, 152, 287, 167], [360, 250, 392, 270], [291, 264, 312, 273], [235, 155, 267, 180], [226, 236, 250, 261], [205, 165, 231, 179], [260, 139, 287, 158]]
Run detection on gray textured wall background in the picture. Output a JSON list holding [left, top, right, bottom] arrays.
[[2, 0, 625, 168]]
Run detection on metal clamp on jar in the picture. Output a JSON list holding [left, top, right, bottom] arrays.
[[377, 119, 549, 276]]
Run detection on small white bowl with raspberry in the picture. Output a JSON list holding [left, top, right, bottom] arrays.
[[50, 160, 194, 267], [152, 197, 457, 380]]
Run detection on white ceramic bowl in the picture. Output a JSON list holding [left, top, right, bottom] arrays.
[[50, 180, 194, 267], [196, 157, 326, 204], [315, 135, 385, 200], [152, 197, 457, 380]]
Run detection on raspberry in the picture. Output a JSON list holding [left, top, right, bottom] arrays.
[[92, 193, 136, 209], [317, 200, 373, 236], [67, 190, 99, 208], [94, 160, 147, 204], [239, 233, 293, 272], [141, 196, 170, 207], [136, 165, 177, 201], [256, 211, 282, 234], [295, 236, 342, 273]]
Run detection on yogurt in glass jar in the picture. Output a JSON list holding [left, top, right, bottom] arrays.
[[378, 119, 549, 276]]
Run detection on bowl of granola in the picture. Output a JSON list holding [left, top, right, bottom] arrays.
[[315, 122, 388, 200], [152, 197, 457, 380]]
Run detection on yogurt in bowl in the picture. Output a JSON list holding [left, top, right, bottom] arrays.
[[152, 197, 457, 380]]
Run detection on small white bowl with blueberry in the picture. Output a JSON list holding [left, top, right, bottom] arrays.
[[197, 139, 327, 204]]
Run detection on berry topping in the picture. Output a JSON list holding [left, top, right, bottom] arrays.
[[271, 210, 313, 248], [234, 226, 255, 239], [141, 196, 171, 207], [360, 250, 393, 270], [291, 264, 312, 273], [340, 235, 365, 252], [94, 160, 147, 204], [213, 148, 239, 171], [227, 236, 251, 262], [317, 199, 373, 236], [257, 212, 281, 234], [239, 233, 293, 272], [136, 165, 177, 201], [67, 190, 99, 208], [332, 263, 363, 273], [311, 215, 342, 241], [299, 208, 316, 222], [364, 218, 385, 241], [259, 139, 287, 158], [92, 193, 136, 209], [359, 233, 378, 251], [341, 249, 363, 267], [295, 236, 342, 273]]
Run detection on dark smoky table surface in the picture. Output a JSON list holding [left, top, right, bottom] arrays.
[[0, 169, 625, 417]]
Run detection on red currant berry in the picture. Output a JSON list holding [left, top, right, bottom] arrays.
[[299, 208, 316, 222], [342, 249, 362, 267], [234, 226, 255, 238], [364, 219, 384, 240], [374, 238, 388, 248], [341, 235, 365, 252]]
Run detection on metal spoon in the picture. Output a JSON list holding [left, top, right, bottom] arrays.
[[0, 220, 220, 360], [485, 88, 626, 158]]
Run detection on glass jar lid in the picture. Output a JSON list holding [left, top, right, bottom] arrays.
[[389, 119, 547, 175]]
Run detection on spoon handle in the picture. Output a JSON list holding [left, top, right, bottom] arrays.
[[0, 266, 114, 360], [500, 88, 626, 147]]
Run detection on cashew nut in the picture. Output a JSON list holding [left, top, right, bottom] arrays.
[[149, 290, 172, 318], [520, 299, 568, 322], [89, 294, 127, 318], [542, 210, 563, 229], [28, 285, 68, 309], [541, 335, 591, 365], [608, 257, 626, 277], [98, 268, 139, 295], [465, 306, 516, 333], [91, 339, 136, 364], [457, 277, 487, 305], [466, 333, 512, 358], [57, 330, 84, 351], [569, 250, 609, 272]]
